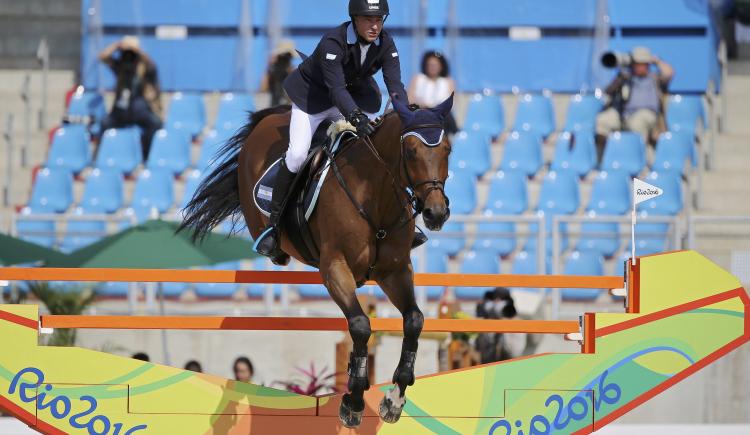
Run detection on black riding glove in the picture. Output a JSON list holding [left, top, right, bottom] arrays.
[[348, 110, 375, 137]]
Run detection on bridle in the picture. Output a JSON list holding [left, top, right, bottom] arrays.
[[399, 123, 451, 216]]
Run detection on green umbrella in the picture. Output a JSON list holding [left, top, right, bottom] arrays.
[[47, 219, 257, 268], [0, 232, 68, 266]]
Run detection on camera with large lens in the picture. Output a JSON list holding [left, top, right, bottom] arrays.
[[601, 51, 632, 69]]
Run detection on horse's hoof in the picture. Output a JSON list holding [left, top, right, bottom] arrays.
[[379, 384, 406, 424], [271, 252, 290, 266], [339, 394, 364, 428]]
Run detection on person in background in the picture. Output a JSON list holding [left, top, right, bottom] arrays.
[[132, 352, 150, 362], [474, 287, 517, 364], [184, 360, 203, 373], [98, 35, 163, 160], [260, 40, 298, 106], [408, 50, 458, 134], [233, 356, 254, 383], [595, 46, 674, 162]]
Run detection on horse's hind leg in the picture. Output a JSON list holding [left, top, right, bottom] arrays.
[[376, 266, 424, 424], [321, 257, 372, 428]]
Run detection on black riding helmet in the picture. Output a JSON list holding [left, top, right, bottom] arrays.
[[348, 0, 389, 19]]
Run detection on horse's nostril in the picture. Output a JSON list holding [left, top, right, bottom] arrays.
[[423, 208, 434, 220]]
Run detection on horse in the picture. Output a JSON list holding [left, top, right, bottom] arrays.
[[178, 94, 453, 428]]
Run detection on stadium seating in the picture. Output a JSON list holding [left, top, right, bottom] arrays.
[[179, 169, 204, 211], [444, 170, 477, 215], [550, 131, 596, 177], [652, 132, 692, 176], [473, 212, 517, 257], [576, 211, 621, 258], [666, 94, 707, 135], [146, 129, 191, 175], [28, 167, 74, 213], [512, 93, 555, 138], [601, 131, 646, 176], [95, 127, 142, 175], [636, 171, 683, 215], [60, 207, 107, 253], [531, 170, 580, 254], [449, 131, 492, 178], [66, 89, 106, 134], [510, 249, 545, 293], [194, 262, 240, 299], [563, 94, 603, 132], [633, 213, 670, 254], [463, 93, 505, 137], [248, 258, 283, 299], [475, 170, 529, 256], [129, 169, 175, 222], [586, 170, 631, 215], [79, 168, 124, 213], [96, 281, 132, 298], [455, 250, 501, 299], [562, 250, 604, 301], [214, 92, 254, 132], [166, 92, 206, 138], [46, 125, 91, 174], [500, 131, 543, 177], [412, 250, 448, 299], [426, 221, 465, 257], [198, 129, 232, 171], [15, 206, 56, 248]]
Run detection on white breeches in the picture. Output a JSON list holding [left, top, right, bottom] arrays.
[[285, 103, 376, 173]]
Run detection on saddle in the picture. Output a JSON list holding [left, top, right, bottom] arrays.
[[252, 120, 358, 266]]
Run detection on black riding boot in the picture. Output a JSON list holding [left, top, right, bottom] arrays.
[[254, 159, 296, 258]]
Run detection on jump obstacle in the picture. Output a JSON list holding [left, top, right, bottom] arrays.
[[0, 250, 747, 434]]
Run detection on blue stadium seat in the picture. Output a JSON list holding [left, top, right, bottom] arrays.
[[653, 132, 692, 176], [214, 93, 254, 133], [412, 249, 448, 299], [510, 250, 547, 293], [449, 131, 491, 178], [444, 170, 476, 215], [46, 125, 91, 174], [550, 131, 596, 177], [485, 170, 528, 214], [564, 94, 603, 133], [576, 212, 621, 258], [146, 129, 191, 175], [66, 89, 106, 134], [633, 212, 670, 255], [60, 207, 106, 253], [95, 128, 142, 175], [129, 169, 175, 222], [198, 129, 232, 171], [426, 221, 465, 257], [463, 93, 505, 137], [195, 262, 239, 298], [455, 250, 501, 299], [79, 168, 124, 213], [587, 170, 631, 215], [28, 167, 74, 213], [179, 169, 204, 211], [166, 92, 206, 138], [512, 93, 556, 138], [636, 171, 683, 215], [96, 282, 131, 298], [601, 131, 646, 176], [473, 212, 517, 257], [562, 251, 604, 301], [160, 282, 188, 299], [500, 131, 543, 177], [533, 171, 580, 254], [15, 206, 56, 248], [666, 94, 706, 135]]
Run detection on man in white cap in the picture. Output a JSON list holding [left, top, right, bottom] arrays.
[[595, 46, 674, 162]]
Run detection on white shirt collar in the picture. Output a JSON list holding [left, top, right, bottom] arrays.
[[347, 22, 381, 46]]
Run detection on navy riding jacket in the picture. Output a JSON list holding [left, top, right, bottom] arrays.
[[283, 21, 408, 116]]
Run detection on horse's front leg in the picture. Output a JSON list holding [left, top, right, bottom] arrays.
[[321, 257, 371, 428], [375, 265, 424, 424]]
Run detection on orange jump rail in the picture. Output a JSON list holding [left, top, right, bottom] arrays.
[[0, 268, 623, 289], [40, 315, 581, 334]]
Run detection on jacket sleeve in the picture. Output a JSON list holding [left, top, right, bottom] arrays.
[[380, 36, 409, 103], [319, 37, 359, 117]]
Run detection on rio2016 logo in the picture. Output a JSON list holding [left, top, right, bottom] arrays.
[[9, 367, 148, 435], [488, 370, 622, 435]]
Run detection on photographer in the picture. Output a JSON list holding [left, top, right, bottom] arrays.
[[595, 46, 674, 162], [98, 36, 163, 160], [474, 287, 518, 364]]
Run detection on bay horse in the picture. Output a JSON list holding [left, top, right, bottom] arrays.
[[179, 95, 453, 427]]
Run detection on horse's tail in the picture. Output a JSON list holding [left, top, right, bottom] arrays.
[[178, 105, 291, 241]]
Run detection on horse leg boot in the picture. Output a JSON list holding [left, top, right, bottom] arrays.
[[380, 306, 423, 423], [253, 158, 295, 265], [340, 313, 372, 428]]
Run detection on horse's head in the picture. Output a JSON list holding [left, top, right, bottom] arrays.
[[393, 94, 454, 231]]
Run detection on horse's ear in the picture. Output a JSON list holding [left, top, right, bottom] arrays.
[[392, 95, 415, 124], [431, 93, 454, 118]]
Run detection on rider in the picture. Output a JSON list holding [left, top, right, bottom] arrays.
[[254, 0, 427, 258]]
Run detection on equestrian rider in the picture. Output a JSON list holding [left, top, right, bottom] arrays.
[[254, 0, 427, 258]]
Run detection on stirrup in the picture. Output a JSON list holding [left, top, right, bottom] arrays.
[[253, 226, 279, 257], [411, 227, 428, 249]]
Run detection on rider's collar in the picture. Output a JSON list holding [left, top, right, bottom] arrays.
[[347, 22, 381, 46], [402, 129, 445, 147]]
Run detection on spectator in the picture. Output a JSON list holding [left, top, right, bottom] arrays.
[[184, 360, 203, 372], [98, 36, 163, 160], [408, 51, 458, 134], [260, 40, 297, 107], [132, 352, 150, 362], [474, 287, 517, 364], [233, 356, 254, 383], [595, 46, 674, 162]]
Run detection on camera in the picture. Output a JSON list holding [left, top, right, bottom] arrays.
[[601, 51, 632, 69]]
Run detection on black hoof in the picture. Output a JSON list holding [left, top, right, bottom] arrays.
[[339, 393, 364, 428], [379, 385, 405, 424]]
